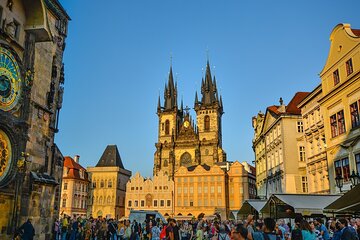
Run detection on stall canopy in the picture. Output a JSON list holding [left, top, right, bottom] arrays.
[[238, 199, 267, 215], [325, 184, 360, 213], [261, 194, 341, 218]]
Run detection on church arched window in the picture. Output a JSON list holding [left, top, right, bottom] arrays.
[[100, 180, 104, 188], [107, 196, 111, 203], [165, 120, 170, 135], [99, 196, 103, 204], [180, 152, 192, 167], [164, 160, 168, 167], [204, 115, 210, 131]]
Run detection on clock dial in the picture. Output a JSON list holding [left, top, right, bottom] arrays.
[[0, 47, 21, 112], [0, 129, 12, 185], [184, 121, 190, 128]]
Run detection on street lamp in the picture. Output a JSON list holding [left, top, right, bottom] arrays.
[[335, 175, 343, 192], [350, 170, 360, 188]]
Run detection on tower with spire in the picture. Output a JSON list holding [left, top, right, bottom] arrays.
[[154, 66, 183, 177], [194, 61, 226, 164]]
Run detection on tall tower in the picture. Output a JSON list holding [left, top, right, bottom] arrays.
[[194, 61, 225, 165], [154, 66, 183, 177]]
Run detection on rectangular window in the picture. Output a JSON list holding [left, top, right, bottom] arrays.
[[62, 199, 66, 208], [297, 121, 303, 133], [335, 158, 350, 182], [184, 187, 188, 194], [217, 186, 221, 194], [64, 183, 68, 190], [184, 199, 188, 206], [204, 186, 208, 193], [190, 201, 193, 207], [198, 186, 202, 193], [108, 181, 112, 188], [350, 101, 360, 128], [141, 200, 145, 207], [299, 146, 306, 162], [302, 176, 308, 193], [167, 200, 171, 207], [210, 186, 215, 193], [134, 200, 138, 207], [356, 153, 360, 173], [198, 199, 202, 206], [330, 110, 346, 137], [333, 69, 340, 85], [338, 110, 346, 135], [330, 114, 338, 137], [217, 199, 222, 206], [153, 200, 158, 207], [128, 201, 132, 207], [160, 200, 164, 207], [204, 199, 208, 206], [189, 187, 193, 194], [346, 58, 354, 76]]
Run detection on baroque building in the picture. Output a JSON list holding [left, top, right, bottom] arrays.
[[125, 171, 174, 217], [298, 85, 330, 193], [60, 156, 91, 218], [0, 1, 69, 239], [318, 23, 360, 193], [87, 145, 131, 219], [252, 93, 309, 197], [153, 62, 226, 179]]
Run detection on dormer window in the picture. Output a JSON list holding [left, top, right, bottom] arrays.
[[346, 58, 353, 76], [333, 69, 340, 86]]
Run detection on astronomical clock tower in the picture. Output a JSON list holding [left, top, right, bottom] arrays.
[[0, 1, 69, 239], [154, 61, 226, 179]]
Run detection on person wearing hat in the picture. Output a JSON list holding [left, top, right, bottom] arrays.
[[18, 218, 35, 240]]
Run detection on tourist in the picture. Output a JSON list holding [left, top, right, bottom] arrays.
[[61, 215, 69, 240], [124, 220, 132, 240], [309, 221, 322, 240], [18, 218, 35, 240], [180, 221, 193, 240], [118, 220, 125, 240], [230, 223, 248, 240], [337, 218, 359, 240], [300, 220, 316, 240], [249, 217, 278, 240], [151, 221, 161, 240], [314, 218, 329, 240], [218, 224, 230, 240], [291, 215, 303, 240]]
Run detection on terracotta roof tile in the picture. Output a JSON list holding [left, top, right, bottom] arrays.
[[63, 156, 89, 181], [285, 92, 310, 114], [352, 29, 360, 37]]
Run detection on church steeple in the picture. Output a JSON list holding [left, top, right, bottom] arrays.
[[162, 66, 178, 112], [196, 61, 222, 113]]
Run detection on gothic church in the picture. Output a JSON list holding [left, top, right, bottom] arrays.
[[153, 61, 226, 178]]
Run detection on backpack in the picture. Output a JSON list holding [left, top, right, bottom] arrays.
[[291, 228, 303, 240], [160, 225, 167, 239]]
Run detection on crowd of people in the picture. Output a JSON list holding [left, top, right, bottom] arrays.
[[16, 214, 360, 240]]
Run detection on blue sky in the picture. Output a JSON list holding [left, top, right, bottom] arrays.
[[57, 0, 360, 177]]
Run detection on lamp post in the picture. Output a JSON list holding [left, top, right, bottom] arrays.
[[335, 174, 343, 193], [350, 170, 360, 188]]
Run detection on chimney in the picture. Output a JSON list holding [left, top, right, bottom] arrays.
[[278, 97, 286, 113], [74, 155, 80, 163]]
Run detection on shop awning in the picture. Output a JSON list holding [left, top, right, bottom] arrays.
[[238, 199, 267, 215], [261, 194, 341, 217], [325, 184, 360, 213]]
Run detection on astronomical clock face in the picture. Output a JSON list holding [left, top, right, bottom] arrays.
[[0, 129, 12, 185], [0, 47, 22, 112], [183, 120, 190, 128]]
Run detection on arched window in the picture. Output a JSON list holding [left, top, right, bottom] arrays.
[[165, 120, 170, 135], [100, 180, 104, 188], [107, 196, 111, 203], [108, 180, 112, 188], [180, 152, 192, 167], [99, 197, 103, 204], [204, 115, 210, 131], [164, 160, 168, 167]]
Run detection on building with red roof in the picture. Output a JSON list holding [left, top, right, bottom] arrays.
[[60, 155, 91, 218], [252, 92, 309, 198]]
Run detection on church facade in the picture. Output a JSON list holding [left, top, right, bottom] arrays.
[[0, 1, 69, 239], [154, 61, 226, 179], [125, 61, 255, 219]]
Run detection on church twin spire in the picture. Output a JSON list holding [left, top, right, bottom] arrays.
[[158, 61, 223, 114]]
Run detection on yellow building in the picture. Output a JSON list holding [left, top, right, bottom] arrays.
[[60, 156, 90, 217], [319, 23, 360, 193], [252, 93, 309, 197], [125, 171, 174, 217], [298, 85, 330, 193], [88, 145, 131, 219]]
